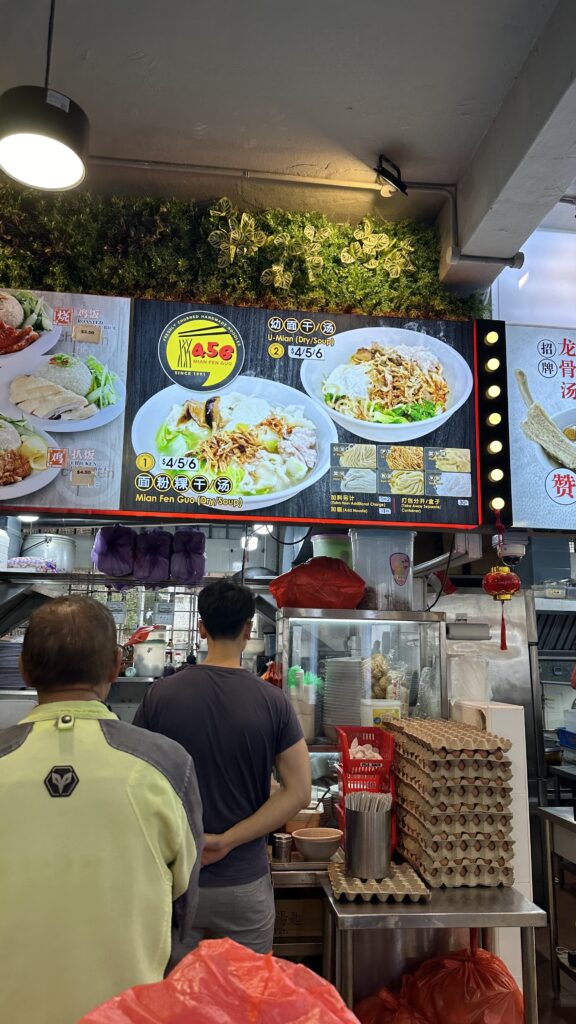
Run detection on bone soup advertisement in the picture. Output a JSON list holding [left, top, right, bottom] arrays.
[[506, 325, 576, 529]]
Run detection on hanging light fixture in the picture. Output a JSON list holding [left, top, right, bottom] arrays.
[[0, 0, 89, 190], [373, 154, 408, 197]]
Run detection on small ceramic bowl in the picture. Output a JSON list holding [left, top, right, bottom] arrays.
[[292, 827, 343, 861]]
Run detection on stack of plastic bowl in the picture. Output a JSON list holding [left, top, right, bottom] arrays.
[[323, 657, 364, 740]]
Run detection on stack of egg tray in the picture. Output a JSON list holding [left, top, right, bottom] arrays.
[[388, 719, 515, 888]]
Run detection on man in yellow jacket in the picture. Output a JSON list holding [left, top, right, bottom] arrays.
[[0, 597, 203, 1024]]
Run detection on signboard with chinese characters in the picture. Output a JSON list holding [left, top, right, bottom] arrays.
[[120, 301, 481, 528], [506, 325, 576, 529], [0, 290, 130, 514], [0, 289, 482, 528]]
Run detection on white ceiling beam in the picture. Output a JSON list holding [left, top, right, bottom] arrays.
[[441, 0, 576, 289]]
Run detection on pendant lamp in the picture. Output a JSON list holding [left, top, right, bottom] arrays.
[[0, 1, 89, 190]]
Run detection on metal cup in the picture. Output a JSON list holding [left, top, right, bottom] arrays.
[[345, 808, 391, 880], [271, 833, 293, 862]]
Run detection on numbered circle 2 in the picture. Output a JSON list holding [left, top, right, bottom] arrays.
[[158, 311, 245, 391], [545, 467, 576, 504]]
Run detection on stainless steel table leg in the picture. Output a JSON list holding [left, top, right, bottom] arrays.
[[322, 901, 334, 982], [334, 926, 342, 994], [544, 819, 560, 998], [342, 930, 354, 1008], [520, 927, 539, 1024], [481, 928, 494, 952]]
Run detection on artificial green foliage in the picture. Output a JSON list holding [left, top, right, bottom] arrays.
[[0, 184, 485, 318]]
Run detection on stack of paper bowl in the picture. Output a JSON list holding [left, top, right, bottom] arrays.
[[323, 657, 364, 740]]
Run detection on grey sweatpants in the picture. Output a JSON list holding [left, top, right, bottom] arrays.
[[179, 873, 275, 956]]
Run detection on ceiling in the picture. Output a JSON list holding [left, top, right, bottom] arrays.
[[2, 0, 576, 285]]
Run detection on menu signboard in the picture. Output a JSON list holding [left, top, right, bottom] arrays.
[[506, 325, 576, 529], [0, 289, 482, 528], [0, 289, 130, 513]]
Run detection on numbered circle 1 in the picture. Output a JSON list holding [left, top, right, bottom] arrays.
[[158, 311, 245, 391]]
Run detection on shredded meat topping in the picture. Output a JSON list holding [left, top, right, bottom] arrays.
[[193, 428, 261, 473], [0, 448, 32, 485]]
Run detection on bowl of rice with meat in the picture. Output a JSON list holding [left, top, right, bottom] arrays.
[[301, 327, 473, 441]]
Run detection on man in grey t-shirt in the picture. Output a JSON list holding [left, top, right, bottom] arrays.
[[134, 579, 311, 954]]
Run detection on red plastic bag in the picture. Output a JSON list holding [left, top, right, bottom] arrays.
[[355, 986, 428, 1023], [270, 556, 365, 609], [79, 938, 358, 1023], [405, 941, 524, 1024]]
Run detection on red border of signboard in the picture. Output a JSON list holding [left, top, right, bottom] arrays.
[[4, 322, 483, 530]]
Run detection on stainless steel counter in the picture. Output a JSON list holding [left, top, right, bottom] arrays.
[[322, 883, 546, 1023], [272, 866, 328, 889], [539, 801, 576, 834], [321, 883, 546, 930]]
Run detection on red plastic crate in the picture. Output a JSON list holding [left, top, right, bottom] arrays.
[[337, 765, 389, 797], [336, 726, 394, 775]]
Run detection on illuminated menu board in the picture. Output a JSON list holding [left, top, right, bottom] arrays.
[[0, 290, 483, 528], [507, 324, 576, 529]]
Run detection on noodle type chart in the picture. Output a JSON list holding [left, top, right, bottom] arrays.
[[384, 446, 424, 471], [427, 447, 471, 473], [389, 471, 424, 495], [339, 443, 377, 469], [341, 468, 377, 493]]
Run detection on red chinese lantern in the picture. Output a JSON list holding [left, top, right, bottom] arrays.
[[482, 565, 521, 651]]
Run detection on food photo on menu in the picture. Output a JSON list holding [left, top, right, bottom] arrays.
[[0, 290, 131, 512], [121, 302, 481, 528]]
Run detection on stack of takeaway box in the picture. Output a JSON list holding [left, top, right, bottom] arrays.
[[388, 719, 515, 888]]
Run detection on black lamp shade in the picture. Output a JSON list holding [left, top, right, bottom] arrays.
[[0, 85, 89, 189]]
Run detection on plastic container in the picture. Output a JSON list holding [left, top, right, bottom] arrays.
[[0, 529, 9, 570], [132, 640, 166, 678], [336, 725, 394, 775], [21, 533, 76, 572], [311, 533, 352, 566], [564, 709, 576, 733], [558, 727, 576, 750], [0, 516, 22, 559], [360, 698, 402, 726], [350, 528, 415, 610]]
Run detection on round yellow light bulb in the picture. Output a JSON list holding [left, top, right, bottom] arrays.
[[485, 331, 499, 344], [489, 468, 504, 482], [487, 385, 501, 399], [490, 497, 505, 511], [488, 412, 502, 426], [486, 358, 500, 372]]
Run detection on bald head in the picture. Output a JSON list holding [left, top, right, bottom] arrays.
[[21, 597, 119, 692]]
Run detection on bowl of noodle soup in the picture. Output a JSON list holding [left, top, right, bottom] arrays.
[[301, 327, 473, 441]]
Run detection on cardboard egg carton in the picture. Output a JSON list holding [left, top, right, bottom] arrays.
[[328, 861, 430, 903], [396, 806, 515, 864], [392, 742, 512, 782], [387, 719, 512, 757], [396, 780, 513, 837], [394, 762, 512, 812], [398, 835, 515, 889], [396, 756, 513, 804]]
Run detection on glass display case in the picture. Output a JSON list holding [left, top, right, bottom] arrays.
[[276, 608, 447, 745]]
